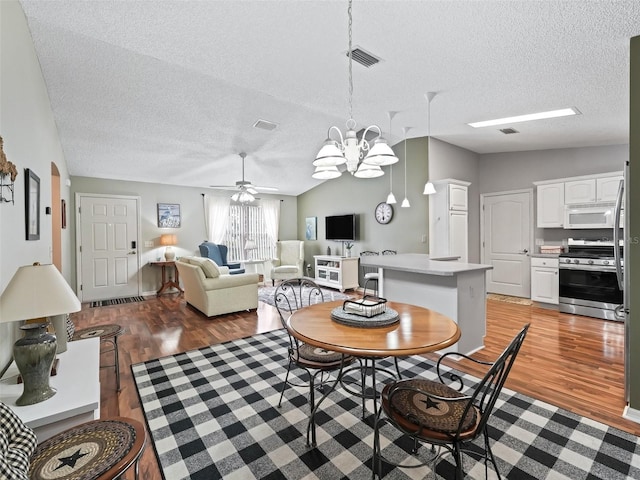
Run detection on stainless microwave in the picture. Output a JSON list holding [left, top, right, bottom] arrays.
[[564, 203, 623, 229]]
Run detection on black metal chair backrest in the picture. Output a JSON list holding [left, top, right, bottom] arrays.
[[381, 250, 397, 255], [360, 251, 380, 276], [435, 323, 530, 439], [274, 278, 324, 352]]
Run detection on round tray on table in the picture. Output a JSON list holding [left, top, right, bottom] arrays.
[[330, 306, 399, 328]]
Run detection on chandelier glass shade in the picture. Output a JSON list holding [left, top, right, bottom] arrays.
[[312, 0, 397, 180]]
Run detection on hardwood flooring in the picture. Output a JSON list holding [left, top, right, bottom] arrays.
[[71, 293, 640, 480]]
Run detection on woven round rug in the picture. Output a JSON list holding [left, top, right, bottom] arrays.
[[30, 420, 136, 480]]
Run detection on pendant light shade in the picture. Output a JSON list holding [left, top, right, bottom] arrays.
[[424, 92, 437, 195], [401, 126, 411, 208]]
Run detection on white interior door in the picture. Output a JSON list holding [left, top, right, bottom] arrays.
[[482, 190, 532, 297], [77, 194, 140, 301]]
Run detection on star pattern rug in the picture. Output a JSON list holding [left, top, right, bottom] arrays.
[[132, 329, 640, 480]]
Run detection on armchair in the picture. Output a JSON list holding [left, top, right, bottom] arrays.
[[269, 240, 304, 285], [198, 241, 245, 275]]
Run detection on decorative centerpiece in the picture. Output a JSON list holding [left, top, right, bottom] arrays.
[[331, 296, 399, 327]]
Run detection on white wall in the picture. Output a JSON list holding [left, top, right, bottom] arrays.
[[1, 1, 73, 371]]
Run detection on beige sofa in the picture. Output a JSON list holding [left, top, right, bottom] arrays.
[[176, 256, 259, 317]]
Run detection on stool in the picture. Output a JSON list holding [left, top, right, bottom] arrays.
[[73, 324, 124, 391], [29, 417, 146, 480]]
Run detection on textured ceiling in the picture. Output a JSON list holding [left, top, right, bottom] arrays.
[[18, 0, 640, 196]]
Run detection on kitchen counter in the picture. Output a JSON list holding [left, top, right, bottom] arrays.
[[530, 253, 562, 258], [360, 253, 492, 354]]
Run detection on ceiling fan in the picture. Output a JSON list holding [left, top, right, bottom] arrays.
[[210, 152, 278, 203]]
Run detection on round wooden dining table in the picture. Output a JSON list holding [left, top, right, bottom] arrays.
[[287, 300, 461, 358], [286, 300, 461, 446]]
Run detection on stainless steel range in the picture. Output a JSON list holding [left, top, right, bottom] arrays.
[[558, 238, 623, 321]]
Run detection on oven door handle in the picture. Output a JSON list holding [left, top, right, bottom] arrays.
[[559, 264, 617, 272]]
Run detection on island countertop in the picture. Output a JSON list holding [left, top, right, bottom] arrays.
[[360, 253, 493, 277]]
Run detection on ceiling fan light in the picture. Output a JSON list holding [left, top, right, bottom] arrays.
[[423, 181, 436, 195], [312, 165, 342, 179], [364, 138, 399, 166], [354, 162, 384, 178], [232, 190, 255, 203], [386, 192, 397, 204]]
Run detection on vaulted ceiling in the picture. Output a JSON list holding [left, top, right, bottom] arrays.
[[19, 0, 640, 195]]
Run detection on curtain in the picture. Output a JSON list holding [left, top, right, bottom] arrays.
[[261, 198, 280, 244], [203, 194, 230, 243]]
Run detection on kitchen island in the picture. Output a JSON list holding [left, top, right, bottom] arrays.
[[360, 253, 493, 354]]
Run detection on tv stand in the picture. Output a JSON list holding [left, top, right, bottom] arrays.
[[314, 255, 359, 292]]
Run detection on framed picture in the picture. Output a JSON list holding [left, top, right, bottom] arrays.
[[157, 203, 181, 228], [25, 168, 40, 240], [305, 216, 317, 241], [61, 199, 67, 229]]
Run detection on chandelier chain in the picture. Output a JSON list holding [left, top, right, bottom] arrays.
[[348, 0, 353, 122]]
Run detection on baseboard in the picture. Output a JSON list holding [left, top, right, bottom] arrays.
[[622, 405, 640, 424], [142, 290, 157, 297]]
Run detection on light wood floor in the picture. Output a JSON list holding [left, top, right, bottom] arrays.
[[71, 293, 640, 479]]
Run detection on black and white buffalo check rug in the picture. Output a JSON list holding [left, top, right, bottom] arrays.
[[132, 329, 640, 479]]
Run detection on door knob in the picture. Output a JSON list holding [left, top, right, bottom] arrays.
[[521, 249, 529, 254], [128, 250, 136, 255]]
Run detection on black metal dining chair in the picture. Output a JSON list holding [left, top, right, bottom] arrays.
[[360, 251, 380, 297], [274, 278, 354, 446], [372, 324, 530, 479]]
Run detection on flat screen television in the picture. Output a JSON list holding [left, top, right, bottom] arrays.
[[325, 214, 357, 241]]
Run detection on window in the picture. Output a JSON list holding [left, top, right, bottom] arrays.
[[224, 204, 275, 261]]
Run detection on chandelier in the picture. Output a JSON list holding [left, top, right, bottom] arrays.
[[312, 0, 398, 180]]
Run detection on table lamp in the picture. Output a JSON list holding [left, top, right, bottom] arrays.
[[244, 239, 257, 260], [160, 234, 177, 261], [0, 263, 81, 406]]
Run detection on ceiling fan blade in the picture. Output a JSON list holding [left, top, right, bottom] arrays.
[[209, 185, 236, 189], [246, 186, 259, 195], [253, 186, 279, 192]]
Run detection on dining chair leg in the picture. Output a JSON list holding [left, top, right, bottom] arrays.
[[113, 335, 121, 391], [393, 357, 402, 380], [277, 360, 293, 408], [360, 358, 367, 418], [308, 373, 317, 447]]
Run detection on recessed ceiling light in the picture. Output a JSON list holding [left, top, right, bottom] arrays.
[[467, 107, 581, 128]]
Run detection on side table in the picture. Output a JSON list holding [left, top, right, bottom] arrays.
[[0, 338, 100, 442], [241, 259, 267, 283], [149, 260, 183, 296]]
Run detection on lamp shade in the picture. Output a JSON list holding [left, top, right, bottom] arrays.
[[160, 234, 177, 246], [0, 263, 81, 323]]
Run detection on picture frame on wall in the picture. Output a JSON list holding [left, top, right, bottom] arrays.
[[25, 168, 40, 240], [157, 203, 181, 228], [305, 216, 317, 241]]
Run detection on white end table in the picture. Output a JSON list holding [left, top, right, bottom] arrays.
[[240, 259, 268, 283], [0, 337, 100, 441]]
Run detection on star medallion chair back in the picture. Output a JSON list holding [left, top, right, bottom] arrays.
[[274, 278, 353, 446]]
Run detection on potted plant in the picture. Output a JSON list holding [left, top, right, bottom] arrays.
[[344, 242, 353, 257]]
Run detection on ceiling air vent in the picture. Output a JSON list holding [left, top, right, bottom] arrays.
[[253, 119, 278, 131], [500, 128, 519, 135], [347, 46, 381, 68]]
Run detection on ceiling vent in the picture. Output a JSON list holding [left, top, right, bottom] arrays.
[[347, 46, 381, 68], [500, 128, 519, 135], [253, 119, 278, 131]]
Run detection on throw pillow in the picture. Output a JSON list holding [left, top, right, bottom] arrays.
[[190, 257, 221, 278]]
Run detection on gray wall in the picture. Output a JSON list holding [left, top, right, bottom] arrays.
[[71, 176, 297, 295], [0, 1, 74, 371], [297, 137, 430, 276]]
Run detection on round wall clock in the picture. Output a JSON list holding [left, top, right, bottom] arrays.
[[375, 202, 394, 224]]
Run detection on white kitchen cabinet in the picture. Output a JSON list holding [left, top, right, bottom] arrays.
[[429, 179, 470, 262], [314, 255, 359, 292], [596, 175, 624, 203], [536, 182, 565, 228], [565, 179, 596, 204], [530, 257, 559, 305]]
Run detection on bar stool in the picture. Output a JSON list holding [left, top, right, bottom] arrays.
[[30, 417, 146, 480], [72, 324, 124, 391], [360, 251, 380, 297]]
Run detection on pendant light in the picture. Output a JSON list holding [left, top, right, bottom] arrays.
[[386, 111, 397, 204], [401, 127, 411, 208], [423, 92, 437, 195]]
